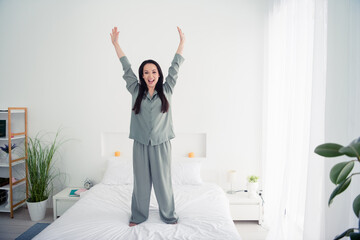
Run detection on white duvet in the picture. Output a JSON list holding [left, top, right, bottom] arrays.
[[35, 183, 241, 240]]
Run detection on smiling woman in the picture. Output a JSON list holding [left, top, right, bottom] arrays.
[[133, 59, 168, 114], [143, 62, 160, 92], [110, 26, 185, 227]]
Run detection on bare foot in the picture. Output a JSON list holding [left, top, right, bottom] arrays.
[[129, 222, 137, 227]]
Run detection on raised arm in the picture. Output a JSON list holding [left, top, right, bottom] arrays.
[[110, 27, 138, 95], [164, 27, 186, 94]]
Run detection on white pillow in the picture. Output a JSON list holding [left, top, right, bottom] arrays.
[[101, 157, 133, 185], [101, 156, 203, 185], [171, 157, 204, 185]]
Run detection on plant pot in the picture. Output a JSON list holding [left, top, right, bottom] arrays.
[[0, 152, 18, 164], [0, 153, 9, 164], [27, 198, 48, 221], [247, 182, 259, 198]]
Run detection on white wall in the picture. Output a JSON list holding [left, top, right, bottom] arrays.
[[325, 0, 360, 238], [0, 0, 267, 192]]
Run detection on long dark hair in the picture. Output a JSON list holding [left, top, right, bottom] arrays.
[[132, 60, 169, 114]]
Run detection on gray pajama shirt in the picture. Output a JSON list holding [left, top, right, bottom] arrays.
[[119, 53, 184, 224]]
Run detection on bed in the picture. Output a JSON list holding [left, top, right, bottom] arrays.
[[34, 133, 242, 240]]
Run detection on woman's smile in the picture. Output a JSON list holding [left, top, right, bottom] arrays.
[[143, 63, 159, 88]]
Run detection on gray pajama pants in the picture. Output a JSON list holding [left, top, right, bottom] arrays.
[[130, 140, 178, 224]]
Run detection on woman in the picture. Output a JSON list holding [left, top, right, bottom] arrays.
[[110, 26, 185, 226]]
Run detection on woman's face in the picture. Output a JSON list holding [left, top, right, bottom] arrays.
[[143, 63, 159, 90]]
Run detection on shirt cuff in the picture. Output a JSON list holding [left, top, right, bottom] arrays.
[[174, 53, 185, 65]]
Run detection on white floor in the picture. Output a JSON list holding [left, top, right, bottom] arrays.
[[234, 221, 268, 240], [0, 207, 268, 240]]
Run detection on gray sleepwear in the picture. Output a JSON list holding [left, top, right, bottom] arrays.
[[119, 53, 184, 224], [130, 140, 177, 224]]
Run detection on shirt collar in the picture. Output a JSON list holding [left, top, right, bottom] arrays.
[[146, 90, 158, 100]]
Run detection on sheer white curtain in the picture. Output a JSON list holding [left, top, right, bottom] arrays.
[[347, 0, 360, 230], [262, 0, 327, 239]]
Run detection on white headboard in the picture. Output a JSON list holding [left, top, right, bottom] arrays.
[[101, 132, 207, 159]]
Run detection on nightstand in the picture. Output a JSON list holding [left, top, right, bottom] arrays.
[[226, 192, 263, 224], [53, 187, 80, 220]]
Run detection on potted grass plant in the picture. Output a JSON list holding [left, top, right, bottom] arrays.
[[26, 130, 64, 221]]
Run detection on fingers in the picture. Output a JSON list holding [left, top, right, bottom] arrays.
[[110, 27, 120, 44], [111, 26, 119, 35], [177, 26, 185, 43], [110, 27, 119, 38], [177, 26, 185, 37], [177, 26, 183, 35]]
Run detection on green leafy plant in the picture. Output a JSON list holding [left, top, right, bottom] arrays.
[[247, 175, 259, 183], [27, 130, 65, 202], [315, 137, 360, 240]]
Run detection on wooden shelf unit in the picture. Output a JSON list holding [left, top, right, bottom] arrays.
[[0, 107, 28, 218]]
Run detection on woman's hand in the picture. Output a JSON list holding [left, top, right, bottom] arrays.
[[176, 26, 185, 55], [110, 27, 125, 58], [110, 27, 120, 46], [177, 26, 185, 44]]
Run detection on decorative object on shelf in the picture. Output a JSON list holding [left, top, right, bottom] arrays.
[[314, 137, 360, 240], [247, 175, 259, 198], [188, 152, 195, 158], [115, 151, 121, 157], [26, 129, 67, 221], [0, 143, 17, 163], [0, 120, 5, 137], [227, 170, 237, 194], [0, 143, 17, 153], [84, 178, 93, 190]]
